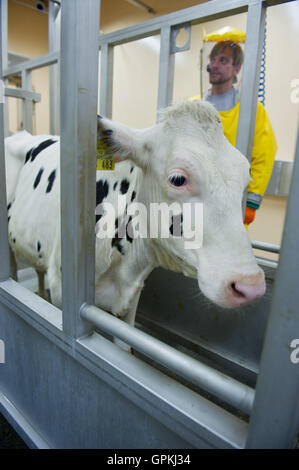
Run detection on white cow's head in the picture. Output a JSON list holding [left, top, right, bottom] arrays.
[[97, 100, 266, 309]]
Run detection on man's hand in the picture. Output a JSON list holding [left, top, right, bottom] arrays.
[[244, 206, 256, 225]]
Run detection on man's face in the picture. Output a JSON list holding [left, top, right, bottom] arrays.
[[209, 46, 241, 85]]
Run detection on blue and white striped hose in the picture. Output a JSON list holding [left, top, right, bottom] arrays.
[[258, 17, 267, 106]]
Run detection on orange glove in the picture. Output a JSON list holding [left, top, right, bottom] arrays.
[[244, 206, 256, 226]]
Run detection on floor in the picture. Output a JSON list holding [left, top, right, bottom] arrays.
[[0, 413, 28, 449]]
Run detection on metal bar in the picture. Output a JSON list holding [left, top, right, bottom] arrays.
[[157, 26, 175, 114], [1, 0, 8, 138], [246, 127, 299, 449], [21, 70, 33, 133], [0, 0, 10, 282], [251, 240, 280, 254], [98, 0, 250, 47], [81, 303, 255, 415], [1, 0, 7, 71], [5, 87, 41, 102], [99, 42, 114, 119], [266, 159, 293, 197], [236, 0, 266, 160], [236, 0, 266, 215], [256, 256, 278, 270], [49, 0, 61, 135], [3, 51, 59, 78], [109, 0, 293, 47], [60, 0, 100, 338]]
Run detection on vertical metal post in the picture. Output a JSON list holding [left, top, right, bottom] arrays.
[[246, 128, 299, 449], [157, 25, 175, 117], [236, 0, 266, 215], [49, 0, 60, 135], [0, 0, 8, 79], [1, 0, 8, 138], [21, 70, 33, 134], [99, 42, 114, 119], [60, 0, 100, 338], [236, 0, 266, 160], [0, 0, 10, 282]]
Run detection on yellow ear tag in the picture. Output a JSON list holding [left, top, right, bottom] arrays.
[[96, 139, 115, 170]]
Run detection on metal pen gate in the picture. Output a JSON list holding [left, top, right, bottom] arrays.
[[0, 0, 298, 449]]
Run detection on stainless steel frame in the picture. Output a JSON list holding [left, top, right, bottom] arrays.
[[0, 0, 298, 449], [246, 127, 299, 448], [49, 0, 60, 136]]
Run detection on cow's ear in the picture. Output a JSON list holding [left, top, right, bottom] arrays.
[[97, 115, 138, 163]]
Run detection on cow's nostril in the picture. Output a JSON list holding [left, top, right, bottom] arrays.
[[230, 282, 246, 298], [230, 279, 266, 304]]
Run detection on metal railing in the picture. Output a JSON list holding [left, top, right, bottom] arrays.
[[81, 303, 255, 415], [252, 240, 280, 254]]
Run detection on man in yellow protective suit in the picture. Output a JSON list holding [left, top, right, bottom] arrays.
[[190, 39, 277, 226]]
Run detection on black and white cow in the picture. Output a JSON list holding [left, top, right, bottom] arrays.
[[5, 100, 265, 328]]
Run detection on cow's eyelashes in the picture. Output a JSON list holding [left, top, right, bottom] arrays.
[[168, 174, 188, 188]]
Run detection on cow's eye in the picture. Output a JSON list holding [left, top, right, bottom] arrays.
[[168, 174, 187, 188]]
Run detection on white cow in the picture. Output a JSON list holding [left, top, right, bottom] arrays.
[[5, 100, 265, 328]]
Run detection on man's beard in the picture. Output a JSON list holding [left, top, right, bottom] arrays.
[[209, 73, 232, 85]]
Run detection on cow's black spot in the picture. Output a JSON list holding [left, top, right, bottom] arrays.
[[130, 166, 134, 174], [113, 182, 117, 191], [103, 129, 113, 136], [95, 214, 103, 224], [126, 216, 134, 244], [25, 149, 32, 164], [126, 233, 133, 244], [115, 217, 127, 240], [120, 179, 130, 195], [7, 203, 12, 224], [111, 217, 128, 255], [46, 169, 56, 193], [96, 180, 109, 205], [13, 238, 16, 243], [169, 223, 173, 236], [37, 241, 41, 252], [131, 191, 136, 202], [111, 236, 124, 255], [30, 139, 57, 163], [33, 167, 44, 189]]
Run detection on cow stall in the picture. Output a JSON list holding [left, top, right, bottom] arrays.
[[0, 0, 299, 449]]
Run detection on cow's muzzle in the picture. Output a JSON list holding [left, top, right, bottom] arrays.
[[226, 271, 266, 307]]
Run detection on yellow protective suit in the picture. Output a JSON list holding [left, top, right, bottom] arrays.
[[189, 95, 277, 211]]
